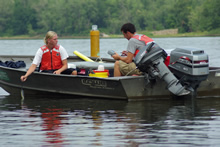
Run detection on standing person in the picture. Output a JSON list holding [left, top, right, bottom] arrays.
[[20, 31, 77, 82], [111, 23, 154, 76]]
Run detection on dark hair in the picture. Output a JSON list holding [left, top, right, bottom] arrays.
[[121, 23, 136, 34]]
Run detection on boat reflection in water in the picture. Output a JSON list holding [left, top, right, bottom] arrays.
[[1, 93, 220, 146]]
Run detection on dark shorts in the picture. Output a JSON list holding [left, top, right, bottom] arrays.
[[41, 68, 76, 75]]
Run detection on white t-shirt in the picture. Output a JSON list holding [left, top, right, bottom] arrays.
[[32, 45, 69, 66]]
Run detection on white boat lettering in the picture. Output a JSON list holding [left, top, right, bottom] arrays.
[[81, 79, 114, 90]]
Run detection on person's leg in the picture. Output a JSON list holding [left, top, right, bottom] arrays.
[[114, 60, 141, 77], [61, 68, 77, 75], [71, 70, 77, 75], [41, 70, 55, 73], [114, 61, 122, 77]]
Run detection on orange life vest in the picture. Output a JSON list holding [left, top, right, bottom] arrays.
[[40, 45, 62, 71], [132, 35, 154, 57], [132, 35, 170, 66]]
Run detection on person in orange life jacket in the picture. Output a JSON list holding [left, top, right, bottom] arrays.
[[20, 31, 77, 82], [111, 23, 154, 77]]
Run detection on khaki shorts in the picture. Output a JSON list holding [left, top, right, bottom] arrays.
[[119, 60, 142, 76]]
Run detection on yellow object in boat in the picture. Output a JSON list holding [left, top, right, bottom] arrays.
[[73, 50, 94, 62], [89, 70, 109, 78]]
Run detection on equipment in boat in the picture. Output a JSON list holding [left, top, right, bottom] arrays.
[[134, 42, 209, 96]]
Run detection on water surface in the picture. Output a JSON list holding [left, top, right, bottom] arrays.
[[1, 95, 220, 146], [1, 37, 220, 66]]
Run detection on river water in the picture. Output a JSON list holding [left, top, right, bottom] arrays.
[[0, 37, 220, 146]]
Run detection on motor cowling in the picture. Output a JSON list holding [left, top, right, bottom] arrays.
[[134, 43, 168, 71], [168, 47, 209, 90], [134, 42, 189, 96]]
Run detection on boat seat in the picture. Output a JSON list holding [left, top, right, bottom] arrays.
[[69, 61, 115, 70]]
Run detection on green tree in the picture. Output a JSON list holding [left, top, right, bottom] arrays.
[[164, 0, 193, 33], [10, 0, 37, 35], [0, 0, 219, 36], [200, 0, 220, 31], [0, 0, 14, 35]]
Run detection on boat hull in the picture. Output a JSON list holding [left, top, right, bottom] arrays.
[[0, 65, 172, 100], [197, 68, 220, 97]]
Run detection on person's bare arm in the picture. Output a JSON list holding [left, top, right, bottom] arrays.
[[20, 64, 37, 82], [53, 59, 68, 74]]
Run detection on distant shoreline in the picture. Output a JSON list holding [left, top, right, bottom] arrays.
[[0, 32, 219, 40]]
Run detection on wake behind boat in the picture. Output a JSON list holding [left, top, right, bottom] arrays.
[[0, 46, 220, 100]]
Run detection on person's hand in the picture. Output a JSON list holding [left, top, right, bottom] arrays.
[[112, 52, 120, 60], [20, 75, 27, 82], [121, 50, 127, 56], [53, 70, 61, 74]]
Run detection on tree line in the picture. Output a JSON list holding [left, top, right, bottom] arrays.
[[0, 0, 219, 37]]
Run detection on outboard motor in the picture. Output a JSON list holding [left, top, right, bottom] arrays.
[[134, 42, 189, 96], [169, 47, 209, 90]]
